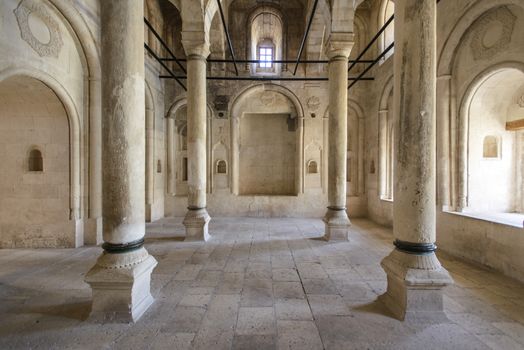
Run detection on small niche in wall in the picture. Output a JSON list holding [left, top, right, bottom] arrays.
[[370, 160, 376, 174], [483, 135, 500, 159], [28, 148, 43, 172], [307, 160, 318, 174], [157, 159, 162, 173], [182, 157, 188, 181], [216, 160, 227, 174]]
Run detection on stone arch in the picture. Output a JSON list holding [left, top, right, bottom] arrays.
[[456, 62, 524, 212], [437, 0, 524, 76], [230, 83, 305, 195], [166, 97, 214, 195], [347, 98, 365, 196], [48, 0, 102, 228], [145, 81, 155, 221], [378, 75, 394, 200], [0, 67, 83, 246]]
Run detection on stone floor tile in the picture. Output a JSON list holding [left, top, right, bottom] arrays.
[[275, 298, 313, 320], [273, 282, 305, 299], [232, 334, 276, 350], [276, 320, 324, 350], [236, 307, 276, 335]]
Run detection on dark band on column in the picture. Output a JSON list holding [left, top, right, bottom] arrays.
[[187, 206, 206, 211], [393, 239, 437, 255], [102, 238, 144, 253], [327, 206, 347, 211]]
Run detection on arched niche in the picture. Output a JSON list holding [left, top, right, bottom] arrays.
[[436, 2, 524, 211], [166, 98, 214, 196], [0, 72, 82, 248], [145, 81, 155, 222], [347, 99, 365, 197], [247, 6, 285, 75], [378, 76, 394, 201], [230, 83, 305, 196], [305, 142, 322, 189], [459, 65, 524, 214]]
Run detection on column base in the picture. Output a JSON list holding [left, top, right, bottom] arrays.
[[84, 247, 157, 323], [84, 217, 103, 246], [183, 207, 211, 241], [322, 207, 351, 241], [379, 249, 453, 322]]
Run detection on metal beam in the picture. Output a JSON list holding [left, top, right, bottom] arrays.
[[348, 42, 394, 90], [145, 43, 187, 91], [144, 18, 186, 74], [159, 75, 374, 82], [160, 58, 375, 64], [216, 0, 239, 76], [293, 0, 319, 76], [348, 14, 394, 74]]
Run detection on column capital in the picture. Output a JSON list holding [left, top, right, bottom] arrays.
[[325, 32, 354, 60], [181, 31, 210, 58]]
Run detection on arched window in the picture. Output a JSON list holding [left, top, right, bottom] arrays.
[[379, 0, 395, 63], [249, 7, 283, 75], [217, 160, 227, 174], [379, 84, 394, 200], [307, 160, 318, 174], [28, 148, 43, 172]]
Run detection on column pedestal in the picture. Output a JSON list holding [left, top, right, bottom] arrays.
[[323, 207, 350, 241], [380, 249, 452, 321], [85, 247, 157, 323], [183, 207, 210, 241]]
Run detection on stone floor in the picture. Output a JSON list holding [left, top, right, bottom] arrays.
[[1, 218, 524, 350]]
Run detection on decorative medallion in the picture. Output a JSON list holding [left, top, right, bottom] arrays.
[[470, 6, 516, 61], [307, 96, 321, 112], [14, 0, 63, 58], [260, 91, 276, 106]]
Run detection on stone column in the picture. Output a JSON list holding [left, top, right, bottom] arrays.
[[181, 35, 211, 241], [380, 0, 452, 321], [85, 0, 157, 323], [322, 33, 353, 241]]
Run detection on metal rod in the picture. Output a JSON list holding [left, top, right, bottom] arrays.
[[144, 17, 186, 74], [145, 43, 187, 90], [348, 14, 394, 73], [160, 58, 375, 64], [293, 0, 319, 76], [348, 42, 394, 90], [159, 75, 374, 82], [217, 0, 238, 76]]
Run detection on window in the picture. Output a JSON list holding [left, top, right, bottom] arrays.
[[259, 47, 273, 68], [217, 160, 227, 174], [379, 0, 395, 63], [28, 149, 43, 172], [307, 160, 318, 174]]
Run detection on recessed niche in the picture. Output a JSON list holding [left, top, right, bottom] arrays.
[[307, 160, 318, 174], [483, 135, 500, 159], [217, 160, 227, 174], [28, 148, 43, 172]]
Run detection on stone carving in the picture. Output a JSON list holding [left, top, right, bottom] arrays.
[[470, 6, 516, 61], [260, 91, 276, 106], [14, 0, 63, 58], [518, 95, 524, 108], [307, 96, 321, 112]]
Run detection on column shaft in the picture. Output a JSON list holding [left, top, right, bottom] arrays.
[[85, 0, 157, 323], [380, 0, 452, 321], [322, 34, 353, 241]]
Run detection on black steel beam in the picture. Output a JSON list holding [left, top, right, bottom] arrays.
[[216, 0, 239, 76], [145, 43, 187, 90], [160, 58, 375, 64], [348, 14, 394, 74], [144, 18, 186, 74], [293, 0, 319, 76], [159, 75, 374, 82], [348, 42, 394, 90]]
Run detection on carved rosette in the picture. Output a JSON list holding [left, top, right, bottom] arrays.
[[14, 0, 63, 58], [470, 6, 516, 61], [307, 96, 320, 112]]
